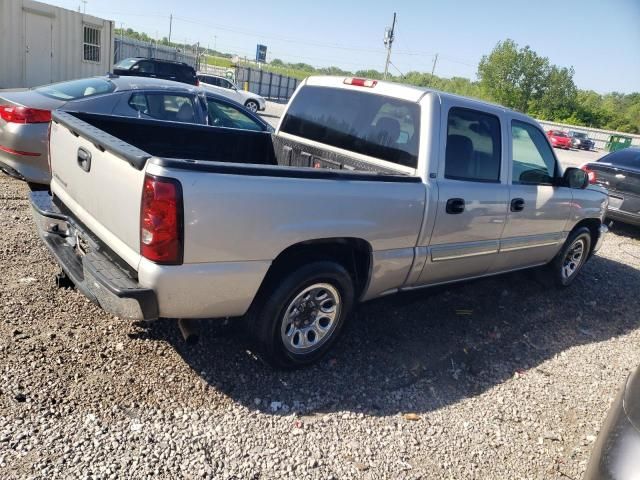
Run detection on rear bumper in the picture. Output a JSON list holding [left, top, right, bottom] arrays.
[[607, 208, 640, 227], [30, 191, 158, 320]]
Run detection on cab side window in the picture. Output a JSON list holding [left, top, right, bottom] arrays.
[[445, 108, 501, 182], [511, 120, 557, 185]]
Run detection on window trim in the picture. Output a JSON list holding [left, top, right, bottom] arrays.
[[511, 119, 559, 186], [82, 25, 101, 63], [444, 106, 502, 184]]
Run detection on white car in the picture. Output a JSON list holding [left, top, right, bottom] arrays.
[[197, 73, 266, 113]]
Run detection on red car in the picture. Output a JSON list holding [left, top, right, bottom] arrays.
[[547, 130, 572, 149]]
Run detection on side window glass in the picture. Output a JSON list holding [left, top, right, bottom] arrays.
[[222, 80, 233, 89], [206, 99, 263, 131], [445, 108, 501, 182], [128, 94, 196, 123], [511, 121, 557, 185], [135, 61, 154, 74]]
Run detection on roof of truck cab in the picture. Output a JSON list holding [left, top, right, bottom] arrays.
[[304, 76, 522, 116]]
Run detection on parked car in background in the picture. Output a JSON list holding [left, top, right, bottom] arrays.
[[0, 75, 270, 187], [197, 73, 266, 112], [547, 130, 572, 149], [31, 76, 608, 367], [583, 364, 640, 480], [113, 58, 198, 86], [568, 130, 595, 151], [582, 147, 640, 227]]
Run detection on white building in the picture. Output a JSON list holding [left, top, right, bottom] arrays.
[[0, 0, 114, 88]]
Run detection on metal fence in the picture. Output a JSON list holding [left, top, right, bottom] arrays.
[[199, 64, 300, 102], [235, 67, 299, 102], [114, 37, 197, 67], [537, 120, 640, 150]]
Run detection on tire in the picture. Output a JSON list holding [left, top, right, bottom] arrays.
[[245, 100, 259, 113], [541, 227, 592, 288], [248, 261, 354, 368]]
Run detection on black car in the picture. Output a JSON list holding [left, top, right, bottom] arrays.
[[568, 130, 595, 151], [113, 58, 198, 86], [582, 147, 640, 227], [584, 365, 640, 480]]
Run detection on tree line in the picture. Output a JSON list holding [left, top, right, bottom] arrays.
[[114, 28, 639, 134], [274, 39, 638, 134]]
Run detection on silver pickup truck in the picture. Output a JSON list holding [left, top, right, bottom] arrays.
[[31, 76, 608, 367]]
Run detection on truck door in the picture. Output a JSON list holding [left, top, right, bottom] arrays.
[[491, 118, 572, 272], [418, 104, 509, 285]]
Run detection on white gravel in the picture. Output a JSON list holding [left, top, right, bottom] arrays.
[[1, 174, 639, 479]]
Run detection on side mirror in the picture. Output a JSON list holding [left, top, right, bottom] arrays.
[[563, 167, 589, 189]]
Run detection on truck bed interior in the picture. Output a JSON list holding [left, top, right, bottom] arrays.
[[63, 112, 406, 176]]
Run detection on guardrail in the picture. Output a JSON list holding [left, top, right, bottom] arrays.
[[536, 120, 640, 151]]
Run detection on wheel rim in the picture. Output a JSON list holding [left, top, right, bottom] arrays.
[[247, 102, 258, 112], [280, 283, 341, 354], [562, 238, 586, 280]]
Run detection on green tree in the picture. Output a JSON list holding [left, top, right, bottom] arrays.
[[477, 39, 550, 112]]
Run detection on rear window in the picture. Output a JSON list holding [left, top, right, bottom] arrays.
[[35, 78, 115, 101], [280, 86, 420, 168], [598, 148, 640, 170]]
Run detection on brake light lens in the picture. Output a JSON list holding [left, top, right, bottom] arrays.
[[140, 175, 183, 265], [581, 165, 597, 184], [0, 105, 51, 124], [343, 77, 377, 88]]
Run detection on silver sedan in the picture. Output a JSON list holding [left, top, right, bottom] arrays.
[[0, 75, 269, 187]]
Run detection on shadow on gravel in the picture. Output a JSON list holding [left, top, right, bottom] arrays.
[[608, 221, 640, 241], [131, 255, 640, 417]]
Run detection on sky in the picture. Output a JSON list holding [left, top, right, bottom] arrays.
[[46, 0, 640, 94]]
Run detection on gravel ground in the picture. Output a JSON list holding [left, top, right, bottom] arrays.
[[1, 174, 639, 479]]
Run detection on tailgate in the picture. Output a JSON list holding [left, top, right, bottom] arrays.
[[49, 111, 150, 269]]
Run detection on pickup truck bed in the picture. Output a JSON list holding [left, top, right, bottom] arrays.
[[64, 111, 407, 176]]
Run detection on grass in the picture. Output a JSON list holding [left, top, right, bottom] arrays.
[[204, 56, 310, 81]]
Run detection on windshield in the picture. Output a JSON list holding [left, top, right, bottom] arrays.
[[281, 86, 420, 168], [114, 58, 139, 69], [573, 132, 587, 139], [553, 131, 567, 137], [36, 78, 115, 101]]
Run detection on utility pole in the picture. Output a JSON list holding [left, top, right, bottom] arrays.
[[80, 0, 87, 13], [430, 53, 439, 78], [383, 12, 396, 80], [214, 35, 217, 52], [168, 14, 173, 45]]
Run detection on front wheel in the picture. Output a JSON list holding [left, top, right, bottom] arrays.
[[245, 100, 259, 113], [248, 261, 354, 368], [542, 227, 592, 287]]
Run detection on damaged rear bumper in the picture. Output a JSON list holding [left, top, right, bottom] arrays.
[[29, 191, 158, 321]]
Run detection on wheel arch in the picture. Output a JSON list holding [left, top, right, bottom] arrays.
[[570, 217, 602, 257], [253, 237, 373, 306]]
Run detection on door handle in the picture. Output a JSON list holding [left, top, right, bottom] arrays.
[[446, 198, 465, 214], [77, 147, 91, 172], [510, 198, 525, 212]]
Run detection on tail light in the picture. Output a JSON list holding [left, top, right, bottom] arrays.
[[140, 174, 183, 265], [196, 79, 200, 87], [343, 77, 377, 88], [0, 105, 51, 124], [581, 165, 597, 184]]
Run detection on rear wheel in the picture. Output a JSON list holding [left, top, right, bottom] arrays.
[[541, 227, 592, 287], [245, 100, 259, 113], [248, 261, 354, 368]]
